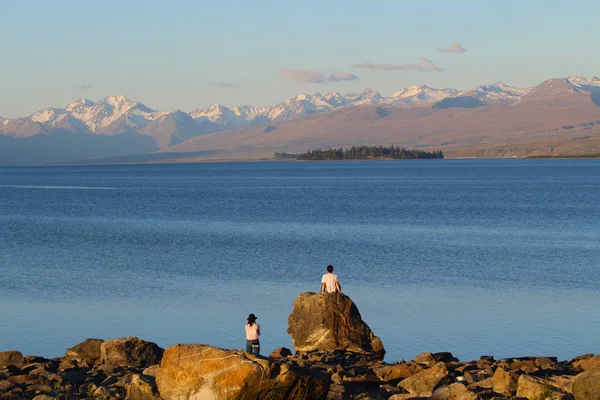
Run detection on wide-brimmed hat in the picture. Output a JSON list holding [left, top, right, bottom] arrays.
[[247, 313, 257, 321]]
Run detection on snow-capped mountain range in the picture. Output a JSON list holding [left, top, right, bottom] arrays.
[[1, 76, 600, 165], [2, 77, 599, 147]]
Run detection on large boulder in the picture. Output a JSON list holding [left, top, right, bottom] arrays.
[[287, 292, 385, 357], [573, 367, 600, 400], [100, 337, 164, 368], [156, 344, 329, 400], [65, 338, 104, 365]]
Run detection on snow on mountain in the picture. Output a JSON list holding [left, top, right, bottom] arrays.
[[190, 104, 264, 129], [566, 76, 600, 94], [387, 85, 459, 105], [65, 98, 95, 113], [3, 76, 598, 141], [322, 91, 348, 107], [30, 107, 69, 126], [72, 95, 156, 132], [264, 93, 336, 123], [189, 92, 353, 128], [433, 81, 532, 109], [344, 88, 384, 105], [469, 82, 531, 104]]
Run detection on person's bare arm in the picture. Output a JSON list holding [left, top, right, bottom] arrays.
[[335, 281, 344, 295], [321, 282, 326, 293]]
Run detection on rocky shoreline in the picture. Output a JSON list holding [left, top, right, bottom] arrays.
[[1, 293, 599, 400]]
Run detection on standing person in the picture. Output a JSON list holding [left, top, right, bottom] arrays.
[[245, 313, 260, 355], [321, 264, 344, 295]]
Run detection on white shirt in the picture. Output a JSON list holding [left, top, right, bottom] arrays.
[[245, 323, 260, 340], [321, 273, 339, 293]]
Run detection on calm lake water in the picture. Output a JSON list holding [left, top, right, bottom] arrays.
[[1, 159, 599, 362]]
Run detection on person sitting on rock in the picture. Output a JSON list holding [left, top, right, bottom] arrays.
[[245, 313, 261, 355], [321, 264, 344, 295]]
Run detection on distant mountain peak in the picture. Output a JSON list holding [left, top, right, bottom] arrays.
[[361, 88, 379, 95], [102, 94, 133, 104], [65, 98, 95, 110]]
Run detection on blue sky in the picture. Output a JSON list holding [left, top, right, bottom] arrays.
[[1, 0, 598, 117]]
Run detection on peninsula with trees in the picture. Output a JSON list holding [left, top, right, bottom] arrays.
[[275, 146, 444, 161]]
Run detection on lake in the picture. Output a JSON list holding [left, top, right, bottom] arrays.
[[1, 159, 599, 362]]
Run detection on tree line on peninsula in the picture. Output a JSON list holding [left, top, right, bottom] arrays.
[[275, 145, 444, 160]]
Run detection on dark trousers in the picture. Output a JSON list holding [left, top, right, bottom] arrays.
[[246, 339, 260, 355]]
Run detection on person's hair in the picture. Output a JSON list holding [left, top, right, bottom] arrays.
[[248, 320, 254, 327], [327, 265, 334, 273], [247, 314, 256, 326]]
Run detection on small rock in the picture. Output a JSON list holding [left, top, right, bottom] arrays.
[[380, 384, 400, 395], [331, 372, 343, 385], [432, 382, 478, 400], [374, 361, 423, 382], [413, 352, 437, 367], [8, 374, 40, 385], [492, 367, 517, 395], [32, 395, 55, 400], [535, 357, 558, 367], [20, 363, 38, 374], [101, 337, 164, 368], [468, 377, 492, 390], [94, 385, 110, 397], [574, 354, 600, 372], [342, 374, 380, 383], [398, 362, 448, 397], [270, 347, 293, 359], [57, 358, 79, 372], [142, 365, 160, 377], [3, 387, 23, 397], [101, 375, 119, 387], [0, 351, 24, 368], [388, 395, 420, 400], [66, 338, 104, 364], [572, 353, 594, 362], [517, 375, 563, 400], [32, 384, 53, 394], [0, 380, 12, 392], [456, 362, 478, 373], [433, 352, 457, 363], [126, 374, 161, 400]]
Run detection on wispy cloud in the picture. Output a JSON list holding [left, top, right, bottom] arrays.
[[72, 84, 92, 89], [439, 43, 466, 53], [328, 71, 360, 82], [280, 69, 360, 84], [213, 81, 234, 88], [353, 57, 443, 72]]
